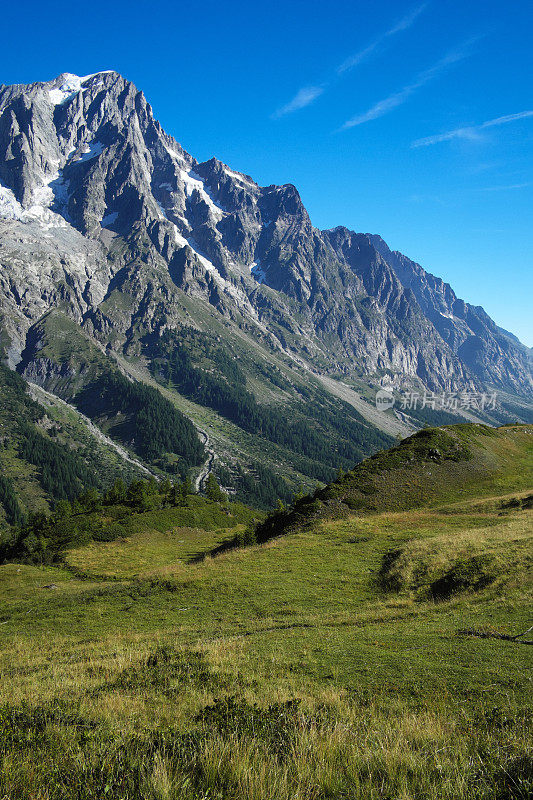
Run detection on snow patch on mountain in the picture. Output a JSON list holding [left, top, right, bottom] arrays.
[[224, 168, 256, 188], [172, 228, 189, 248], [75, 141, 104, 163], [0, 184, 25, 221], [187, 237, 221, 275], [180, 169, 224, 221], [164, 144, 186, 164], [48, 74, 85, 106], [250, 261, 267, 283], [169, 223, 260, 318], [30, 166, 71, 222], [0, 176, 70, 229], [47, 72, 117, 106]]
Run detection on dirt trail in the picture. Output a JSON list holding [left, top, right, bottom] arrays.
[[195, 429, 216, 492]]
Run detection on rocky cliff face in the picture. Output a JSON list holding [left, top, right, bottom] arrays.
[[0, 71, 530, 396]]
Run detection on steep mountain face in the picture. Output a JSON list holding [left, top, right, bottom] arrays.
[[0, 70, 530, 400], [368, 236, 532, 392]]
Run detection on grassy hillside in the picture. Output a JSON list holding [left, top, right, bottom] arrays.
[[255, 423, 533, 543], [0, 424, 531, 799], [1, 479, 259, 569], [148, 326, 393, 480], [19, 312, 206, 476]]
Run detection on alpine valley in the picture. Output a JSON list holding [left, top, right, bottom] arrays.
[[0, 70, 531, 519], [1, 67, 533, 800]]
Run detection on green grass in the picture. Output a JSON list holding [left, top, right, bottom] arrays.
[[18, 306, 397, 507], [29, 383, 144, 487], [379, 511, 532, 599], [0, 424, 532, 798], [0, 358, 146, 536], [255, 424, 533, 543], [64, 525, 239, 578], [1, 485, 532, 797], [20, 310, 108, 396], [63, 496, 258, 579], [0, 446, 50, 516]]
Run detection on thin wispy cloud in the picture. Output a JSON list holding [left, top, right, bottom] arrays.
[[272, 3, 427, 119], [337, 3, 428, 74], [412, 110, 533, 147], [481, 182, 532, 191], [339, 41, 476, 131], [271, 85, 325, 119]]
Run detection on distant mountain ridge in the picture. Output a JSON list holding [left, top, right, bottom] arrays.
[[0, 70, 530, 397]]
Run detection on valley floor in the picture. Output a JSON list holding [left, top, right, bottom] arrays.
[[0, 490, 532, 799]]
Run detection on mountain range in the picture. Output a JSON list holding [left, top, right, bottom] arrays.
[[0, 70, 531, 514]]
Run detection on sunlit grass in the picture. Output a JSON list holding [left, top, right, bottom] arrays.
[[0, 474, 532, 798]]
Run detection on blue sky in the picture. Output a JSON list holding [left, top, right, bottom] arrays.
[[2, 0, 532, 345]]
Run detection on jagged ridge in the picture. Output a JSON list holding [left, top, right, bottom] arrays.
[[0, 70, 530, 398]]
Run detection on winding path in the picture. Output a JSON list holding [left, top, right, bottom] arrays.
[[194, 428, 216, 492]]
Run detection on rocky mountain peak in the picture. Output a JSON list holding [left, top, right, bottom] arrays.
[[0, 70, 531, 398]]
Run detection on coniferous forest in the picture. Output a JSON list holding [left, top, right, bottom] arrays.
[[150, 329, 393, 479], [74, 370, 206, 470]]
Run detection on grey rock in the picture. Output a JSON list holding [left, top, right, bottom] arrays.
[[0, 70, 530, 398]]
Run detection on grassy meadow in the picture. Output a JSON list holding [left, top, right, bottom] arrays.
[[0, 425, 532, 799]]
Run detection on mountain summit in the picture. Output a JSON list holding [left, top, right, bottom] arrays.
[[0, 70, 531, 397]]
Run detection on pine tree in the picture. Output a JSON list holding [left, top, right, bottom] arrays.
[[169, 482, 183, 506], [292, 484, 305, 504], [106, 478, 126, 504], [52, 499, 71, 521], [206, 474, 225, 502], [182, 476, 194, 496]]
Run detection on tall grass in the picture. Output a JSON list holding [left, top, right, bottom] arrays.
[[1, 634, 531, 800], [1, 478, 532, 798]]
